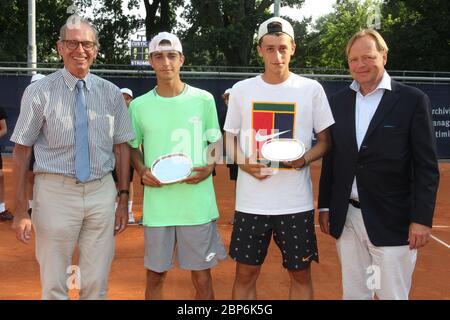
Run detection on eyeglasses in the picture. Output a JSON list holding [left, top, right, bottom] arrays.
[[62, 40, 96, 51]]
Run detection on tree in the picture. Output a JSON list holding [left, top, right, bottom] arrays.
[[381, 0, 450, 71], [0, 1, 27, 62], [304, 0, 383, 69], [73, 0, 141, 64], [0, 0, 74, 63], [287, 16, 313, 69], [143, 0, 184, 40], [180, 0, 305, 67], [0, 0, 143, 65], [298, 0, 449, 71], [84, 0, 183, 64]]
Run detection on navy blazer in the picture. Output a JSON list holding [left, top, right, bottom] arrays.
[[318, 80, 439, 246]]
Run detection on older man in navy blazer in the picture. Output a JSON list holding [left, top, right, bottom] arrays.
[[318, 29, 439, 300]]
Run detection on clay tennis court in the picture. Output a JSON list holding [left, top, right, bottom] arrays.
[[0, 155, 449, 300]]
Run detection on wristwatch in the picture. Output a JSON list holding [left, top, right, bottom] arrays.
[[117, 189, 130, 197]]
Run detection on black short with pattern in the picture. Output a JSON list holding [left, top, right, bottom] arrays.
[[229, 210, 319, 270]]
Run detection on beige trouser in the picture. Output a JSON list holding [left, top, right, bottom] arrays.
[[32, 173, 116, 300], [336, 204, 417, 300]]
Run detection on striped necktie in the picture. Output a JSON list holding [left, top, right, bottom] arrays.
[[74, 80, 90, 182]]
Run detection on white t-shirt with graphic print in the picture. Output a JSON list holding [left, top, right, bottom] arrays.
[[224, 73, 334, 215]]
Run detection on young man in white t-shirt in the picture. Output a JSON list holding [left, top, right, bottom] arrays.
[[224, 17, 335, 300]]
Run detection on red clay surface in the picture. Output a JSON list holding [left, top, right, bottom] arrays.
[[0, 156, 449, 300]]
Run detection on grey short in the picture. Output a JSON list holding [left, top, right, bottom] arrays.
[[144, 221, 227, 273]]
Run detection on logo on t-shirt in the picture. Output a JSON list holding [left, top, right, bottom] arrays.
[[255, 129, 291, 142], [252, 102, 296, 168]]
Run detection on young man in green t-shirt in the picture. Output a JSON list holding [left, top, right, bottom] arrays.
[[129, 32, 226, 300]]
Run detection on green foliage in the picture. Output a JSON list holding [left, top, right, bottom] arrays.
[[0, 0, 73, 63], [0, 0, 448, 71], [0, 0, 142, 64], [381, 0, 450, 71], [0, 1, 26, 62], [77, 0, 141, 64], [142, 0, 184, 40], [298, 0, 449, 71], [304, 0, 383, 69], [180, 0, 305, 67]]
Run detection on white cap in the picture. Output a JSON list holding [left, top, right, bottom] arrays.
[[149, 32, 183, 54], [257, 17, 294, 41], [223, 88, 232, 95], [120, 88, 133, 98], [30, 73, 45, 83]]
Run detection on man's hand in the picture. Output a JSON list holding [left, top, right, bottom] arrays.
[[140, 167, 162, 187], [12, 212, 32, 244], [283, 157, 307, 170], [319, 211, 330, 235], [239, 163, 271, 180], [114, 201, 128, 236], [408, 222, 431, 250], [182, 164, 215, 184], [11, 144, 33, 244]]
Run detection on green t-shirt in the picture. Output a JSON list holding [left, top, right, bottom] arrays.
[[128, 84, 222, 227]]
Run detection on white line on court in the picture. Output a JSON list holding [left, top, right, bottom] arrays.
[[430, 235, 450, 249]]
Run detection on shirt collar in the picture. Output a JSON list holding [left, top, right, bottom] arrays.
[[61, 67, 92, 91], [350, 71, 392, 94]]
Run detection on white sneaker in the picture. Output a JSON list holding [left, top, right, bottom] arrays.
[[128, 212, 135, 224]]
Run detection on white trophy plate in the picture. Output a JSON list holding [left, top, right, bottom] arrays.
[[261, 139, 305, 162], [151, 153, 193, 184]]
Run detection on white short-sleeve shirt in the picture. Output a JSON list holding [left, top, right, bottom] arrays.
[[224, 73, 335, 215]]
